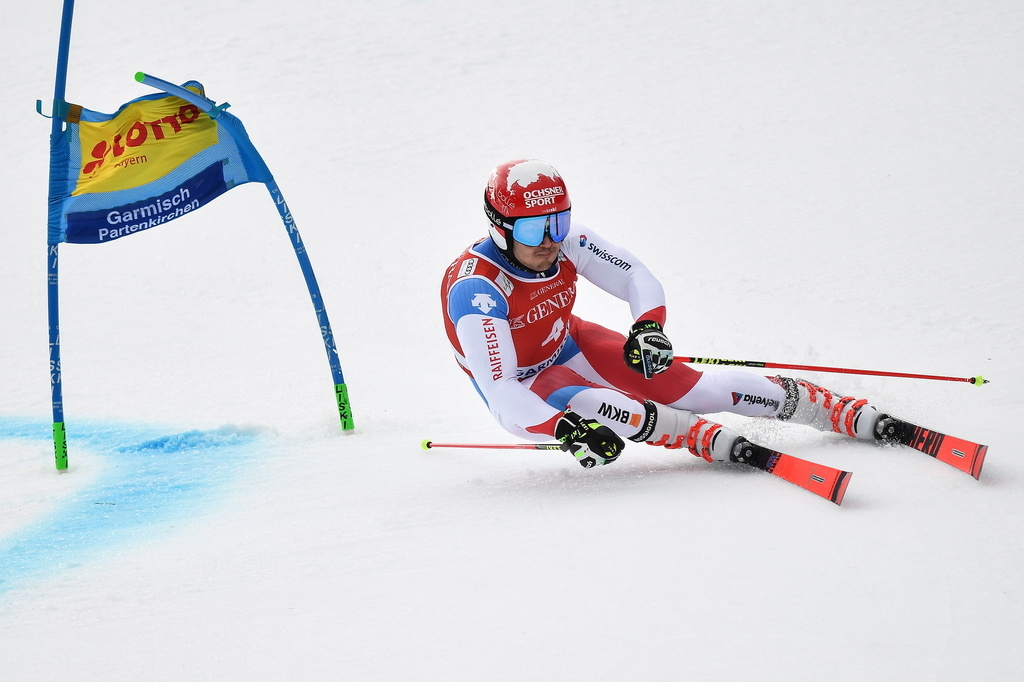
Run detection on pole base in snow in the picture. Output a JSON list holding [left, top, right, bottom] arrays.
[[53, 421, 68, 471], [335, 383, 354, 431]]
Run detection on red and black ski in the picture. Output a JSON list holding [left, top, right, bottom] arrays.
[[761, 450, 852, 505], [737, 442, 852, 505], [877, 416, 987, 479], [426, 439, 854, 504]]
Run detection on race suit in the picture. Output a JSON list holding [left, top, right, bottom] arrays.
[[441, 224, 784, 442]]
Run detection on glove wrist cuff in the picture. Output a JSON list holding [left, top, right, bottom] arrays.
[[554, 410, 584, 444], [630, 319, 663, 333]]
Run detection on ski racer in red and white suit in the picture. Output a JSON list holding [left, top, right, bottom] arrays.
[[441, 160, 887, 468]]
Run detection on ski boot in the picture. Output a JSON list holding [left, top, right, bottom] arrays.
[[772, 376, 882, 440], [630, 400, 753, 464]]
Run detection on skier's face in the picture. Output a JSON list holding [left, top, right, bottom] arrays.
[[512, 234, 561, 271]]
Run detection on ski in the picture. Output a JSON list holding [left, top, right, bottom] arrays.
[[762, 451, 852, 505], [426, 439, 853, 505], [876, 416, 987, 479], [736, 442, 852, 505]]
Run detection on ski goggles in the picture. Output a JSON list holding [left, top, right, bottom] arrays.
[[506, 210, 571, 247]]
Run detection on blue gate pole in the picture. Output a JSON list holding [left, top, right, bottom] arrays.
[[135, 72, 354, 431], [47, 0, 77, 470], [266, 182, 354, 430]]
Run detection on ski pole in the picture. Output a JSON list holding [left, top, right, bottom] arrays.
[[676, 356, 988, 385], [421, 439, 563, 451]]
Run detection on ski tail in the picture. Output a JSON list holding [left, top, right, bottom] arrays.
[[924, 432, 987, 480], [765, 451, 852, 505], [877, 416, 988, 479], [740, 444, 852, 505]]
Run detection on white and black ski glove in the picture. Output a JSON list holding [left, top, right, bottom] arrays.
[[623, 320, 673, 379], [555, 410, 624, 468]]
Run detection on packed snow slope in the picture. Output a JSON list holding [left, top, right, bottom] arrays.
[[2, 1, 1021, 680]]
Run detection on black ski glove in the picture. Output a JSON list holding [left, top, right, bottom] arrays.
[[555, 410, 624, 468], [623, 320, 673, 378]]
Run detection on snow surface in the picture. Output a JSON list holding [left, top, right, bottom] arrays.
[[2, 1, 1022, 679]]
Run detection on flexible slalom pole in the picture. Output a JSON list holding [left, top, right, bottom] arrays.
[[135, 72, 354, 430], [133, 72, 230, 116], [45, 0, 77, 471], [267, 181, 354, 430], [677, 356, 988, 386], [422, 440, 563, 451]]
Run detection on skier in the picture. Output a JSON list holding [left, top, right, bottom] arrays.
[[441, 159, 898, 469]]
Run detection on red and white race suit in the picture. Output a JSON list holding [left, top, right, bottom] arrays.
[[441, 224, 784, 441]]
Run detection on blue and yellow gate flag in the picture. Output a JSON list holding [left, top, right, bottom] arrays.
[[47, 81, 271, 245], [43, 71, 354, 472], [42, 0, 351, 473]]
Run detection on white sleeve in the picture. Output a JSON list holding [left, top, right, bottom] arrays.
[[562, 223, 666, 321], [454, 313, 561, 441]]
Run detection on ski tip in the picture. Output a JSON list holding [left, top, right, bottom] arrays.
[[832, 470, 853, 505], [421, 439, 433, 450]]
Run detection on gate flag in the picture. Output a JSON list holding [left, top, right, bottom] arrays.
[[48, 81, 271, 245], [43, 70, 355, 472]]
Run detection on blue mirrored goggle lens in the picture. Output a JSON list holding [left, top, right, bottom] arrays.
[[510, 211, 571, 247]]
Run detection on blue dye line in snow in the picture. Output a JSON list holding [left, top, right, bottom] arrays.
[[0, 417, 263, 592]]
